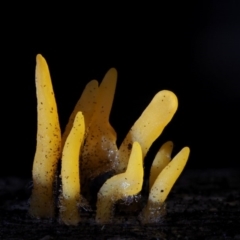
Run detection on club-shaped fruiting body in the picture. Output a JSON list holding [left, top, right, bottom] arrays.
[[59, 112, 85, 225], [29, 55, 61, 218], [30, 54, 190, 224]]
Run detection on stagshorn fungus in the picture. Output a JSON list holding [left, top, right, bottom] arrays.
[[29, 54, 190, 225]]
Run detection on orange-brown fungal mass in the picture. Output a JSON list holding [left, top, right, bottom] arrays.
[[81, 68, 119, 180], [62, 80, 98, 147]]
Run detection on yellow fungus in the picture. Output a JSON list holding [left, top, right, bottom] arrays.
[[29, 54, 190, 225], [29, 54, 61, 218], [140, 147, 190, 224], [149, 141, 173, 190], [59, 112, 85, 225], [81, 68, 118, 180], [96, 142, 143, 224], [118, 90, 178, 173], [62, 80, 98, 147]]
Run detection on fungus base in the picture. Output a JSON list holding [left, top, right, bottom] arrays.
[[1, 169, 239, 239]]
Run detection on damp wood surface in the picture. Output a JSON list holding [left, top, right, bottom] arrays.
[[0, 169, 240, 239]]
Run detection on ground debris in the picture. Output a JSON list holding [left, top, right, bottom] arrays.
[[0, 169, 239, 239]]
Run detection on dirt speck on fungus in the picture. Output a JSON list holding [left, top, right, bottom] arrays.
[[0, 169, 239, 239]]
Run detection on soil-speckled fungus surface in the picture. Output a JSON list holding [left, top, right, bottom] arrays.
[[29, 55, 61, 218], [96, 141, 143, 224], [30, 54, 190, 224], [60, 112, 85, 225]]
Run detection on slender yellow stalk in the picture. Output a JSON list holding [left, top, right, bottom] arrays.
[[60, 112, 85, 225], [29, 54, 61, 218]]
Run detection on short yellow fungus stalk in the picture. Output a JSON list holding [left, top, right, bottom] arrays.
[[29, 54, 61, 218], [140, 147, 190, 224], [81, 68, 118, 180], [59, 112, 85, 225], [117, 90, 178, 173], [96, 142, 143, 224], [149, 141, 173, 190]]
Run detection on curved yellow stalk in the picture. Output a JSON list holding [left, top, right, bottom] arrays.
[[140, 147, 190, 224], [29, 54, 61, 218], [118, 90, 178, 173], [60, 112, 85, 225], [62, 80, 98, 147], [96, 142, 143, 224], [149, 141, 173, 190], [82, 68, 118, 180]]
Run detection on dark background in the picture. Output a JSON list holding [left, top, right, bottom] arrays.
[[2, 2, 240, 177]]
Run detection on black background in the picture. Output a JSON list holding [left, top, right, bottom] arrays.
[[2, 2, 240, 177]]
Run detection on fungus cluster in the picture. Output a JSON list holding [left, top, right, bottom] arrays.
[[29, 54, 190, 225]]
